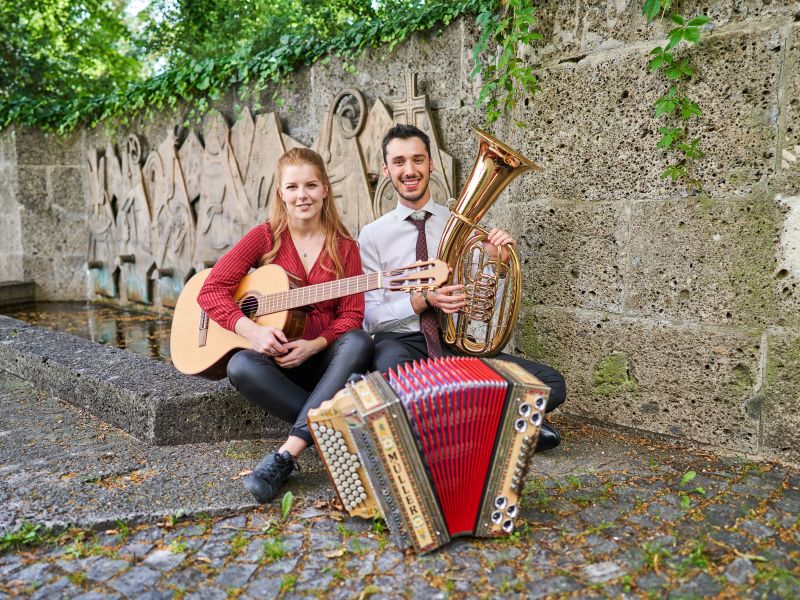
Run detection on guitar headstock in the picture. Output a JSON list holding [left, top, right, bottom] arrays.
[[382, 259, 450, 292]]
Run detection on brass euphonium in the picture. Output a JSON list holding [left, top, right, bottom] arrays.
[[436, 128, 540, 356]]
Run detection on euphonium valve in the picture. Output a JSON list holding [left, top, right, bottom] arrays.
[[436, 129, 540, 356]]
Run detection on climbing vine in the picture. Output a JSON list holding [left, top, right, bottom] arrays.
[[0, 0, 496, 134], [470, 0, 542, 127], [643, 0, 711, 186]]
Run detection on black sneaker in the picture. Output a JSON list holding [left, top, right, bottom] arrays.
[[243, 450, 297, 504]]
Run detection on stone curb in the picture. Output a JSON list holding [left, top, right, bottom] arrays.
[[0, 316, 286, 445]]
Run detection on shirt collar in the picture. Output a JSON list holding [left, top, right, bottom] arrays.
[[394, 197, 440, 221]]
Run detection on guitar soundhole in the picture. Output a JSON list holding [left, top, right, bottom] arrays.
[[239, 295, 259, 320]]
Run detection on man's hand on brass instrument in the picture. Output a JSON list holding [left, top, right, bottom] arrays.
[[482, 228, 516, 262], [411, 284, 466, 315]]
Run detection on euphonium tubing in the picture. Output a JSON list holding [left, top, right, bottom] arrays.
[[436, 129, 540, 356]]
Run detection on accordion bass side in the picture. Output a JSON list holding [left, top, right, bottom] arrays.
[[307, 357, 550, 553]]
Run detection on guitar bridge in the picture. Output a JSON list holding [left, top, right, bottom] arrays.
[[198, 310, 209, 347]]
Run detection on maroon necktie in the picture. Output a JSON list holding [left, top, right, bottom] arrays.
[[407, 211, 443, 358]]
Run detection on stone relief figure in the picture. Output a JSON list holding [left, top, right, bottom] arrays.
[[86, 149, 117, 298], [193, 110, 251, 270], [239, 109, 289, 225], [116, 134, 156, 304], [315, 89, 372, 234], [359, 98, 396, 219], [146, 128, 196, 307]]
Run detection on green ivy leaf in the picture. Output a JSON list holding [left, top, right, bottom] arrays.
[[666, 27, 684, 50], [648, 54, 670, 72], [680, 470, 697, 486], [643, 0, 661, 22], [662, 163, 687, 180], [684, 27, 702, 44], [654, 96, 678, 117], [687, 15, 710, 27]]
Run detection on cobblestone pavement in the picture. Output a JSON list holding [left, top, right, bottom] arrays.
[[1, 372, 799, 599]]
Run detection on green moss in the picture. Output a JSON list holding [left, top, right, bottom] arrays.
[[728, 363, 753, 398], [592, 352, 637, 397], [518, 314, 546, 362], [765, 336, 800, 386]]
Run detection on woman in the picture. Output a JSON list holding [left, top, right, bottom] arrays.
[[197, 147, 373, 504]]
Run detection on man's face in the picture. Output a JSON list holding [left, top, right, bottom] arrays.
[[382, 136, 433, 206]]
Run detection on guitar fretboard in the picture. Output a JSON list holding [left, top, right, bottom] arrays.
[[256, 272, 382, 316]]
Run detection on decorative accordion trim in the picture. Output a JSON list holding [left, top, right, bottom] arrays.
[[307, 356, 549, 553]]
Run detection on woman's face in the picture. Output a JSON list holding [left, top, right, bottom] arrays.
[[279, 163, 327, 225]]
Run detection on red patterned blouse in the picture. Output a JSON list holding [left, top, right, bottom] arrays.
[[197, 224, 365, 346]]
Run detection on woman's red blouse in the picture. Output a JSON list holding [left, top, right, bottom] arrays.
[[197, 224, 365, 346]]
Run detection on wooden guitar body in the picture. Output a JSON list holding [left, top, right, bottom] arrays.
[[170, 265, 306, 379], [170, 259, 448, 380]]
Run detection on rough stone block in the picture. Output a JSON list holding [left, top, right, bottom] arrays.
[[311, 19, 470, 128], [0, 316, 286, 445], [22, 254, 88, 301], [507, 24, 784, 202], [530, 1, 796, 65], [16, 166, 48, 209], [254, 70, 315, 148], [50, 166, 87, 214], [761, 332, 800, 463], [508, 199, 626, 313], [779, 24, 800, 192], [19, 207, 87, 259], [0, 254, 23, 282], [0, 126, 16, 166], [14, 127, 83, 166], [626, 194, 800, 327], [513, 306, 762, 452], [433, 104, 488, 191], [0, 167, 22, 278]]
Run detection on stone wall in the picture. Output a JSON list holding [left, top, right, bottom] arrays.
[[0, 129, 23, 281], [1, 1, 799, 463], [1, 128, 88, 299]]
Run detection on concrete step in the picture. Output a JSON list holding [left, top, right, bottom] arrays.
[[0, 315, 288, 446]]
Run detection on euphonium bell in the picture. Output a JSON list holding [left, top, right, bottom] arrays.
[[436, 129, 539, 356]]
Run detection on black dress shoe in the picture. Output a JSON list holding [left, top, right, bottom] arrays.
[[535, 422, 561, 452]]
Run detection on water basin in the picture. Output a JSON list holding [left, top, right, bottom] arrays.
[[4, 302, 172, 363]]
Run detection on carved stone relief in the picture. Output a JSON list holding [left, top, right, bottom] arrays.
[[315, 89, 372, 234], [86, 150, 117, 298], [85, 73, 454, 308]]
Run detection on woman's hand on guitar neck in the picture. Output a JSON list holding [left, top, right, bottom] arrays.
[[235, 318, 288, 356], [275, 337, 327, 369]]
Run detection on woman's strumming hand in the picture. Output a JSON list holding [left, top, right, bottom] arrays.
[[274, 337, 327, 369]]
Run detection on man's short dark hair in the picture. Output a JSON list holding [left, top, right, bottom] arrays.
[[381, 124, 431, 164]]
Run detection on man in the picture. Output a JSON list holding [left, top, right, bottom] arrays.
[[358, 124, 566, 451]]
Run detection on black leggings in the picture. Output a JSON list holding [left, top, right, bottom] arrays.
[[227, 329, 374, 444], [373, 331, 566, 413]]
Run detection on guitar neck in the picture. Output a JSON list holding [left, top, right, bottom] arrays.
[[256, 272, 382, 316]]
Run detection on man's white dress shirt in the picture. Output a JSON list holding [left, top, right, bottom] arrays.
[[358, 199, 450, 334]]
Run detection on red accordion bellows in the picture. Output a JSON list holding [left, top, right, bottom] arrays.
[[388, 357, 508, 536]]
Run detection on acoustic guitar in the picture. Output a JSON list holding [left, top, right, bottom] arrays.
[[170, 259, 449, 378]]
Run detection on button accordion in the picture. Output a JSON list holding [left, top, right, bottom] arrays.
[[307, 356, 550, 553]]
